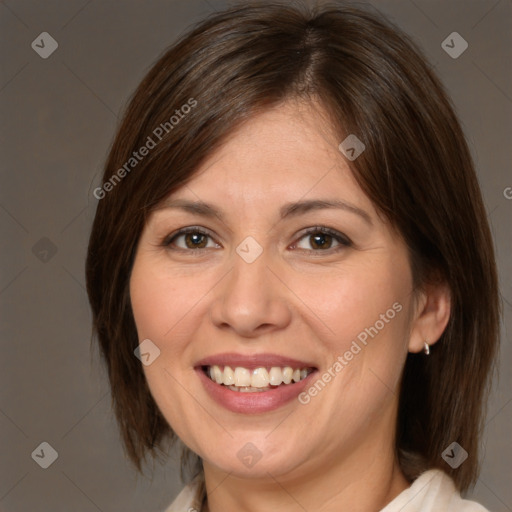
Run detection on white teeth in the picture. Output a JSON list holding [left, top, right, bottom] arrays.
[[269, 367, 283, 386], [227, 385, 267, 393], [234, 367, 251, 387], [212, 365, 223, 384], [282, 367, 293, 384], [223, 366, 235, 386], [251, 368, 270, 388], [206, 364, 312, 389]]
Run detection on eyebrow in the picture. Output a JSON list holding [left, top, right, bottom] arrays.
[[157, 198, 373, 226]]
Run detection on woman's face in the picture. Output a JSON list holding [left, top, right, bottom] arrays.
[[130, 101, 419, 481]]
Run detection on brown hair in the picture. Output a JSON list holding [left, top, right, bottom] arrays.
[[85, 0, 500, 492]]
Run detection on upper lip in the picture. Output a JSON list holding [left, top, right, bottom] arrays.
[[195, 352, 317, 370]]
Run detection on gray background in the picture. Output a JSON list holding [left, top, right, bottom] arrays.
[[0, 0, 510, 510]]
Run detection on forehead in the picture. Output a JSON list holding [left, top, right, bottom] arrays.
[[162, 101, 372, 214]]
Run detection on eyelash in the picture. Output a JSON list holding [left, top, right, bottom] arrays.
[[161, 226, 352, 255]]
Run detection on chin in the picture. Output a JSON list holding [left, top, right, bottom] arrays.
[[199, 436, 308, 480]]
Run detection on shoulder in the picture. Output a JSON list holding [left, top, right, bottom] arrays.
[[163, 474, 205, 512], [381, 469, 490, 512]]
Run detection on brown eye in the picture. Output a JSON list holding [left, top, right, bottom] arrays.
[[308, 232, 334, 250], [163, 228, 218, 250], [181, 232, 208, 249], [293, 227, 352, 252], [162, 225, 351, 255]]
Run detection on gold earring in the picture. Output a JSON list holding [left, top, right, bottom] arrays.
[[424, 341, 430, 355]]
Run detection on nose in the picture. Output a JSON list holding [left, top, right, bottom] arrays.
[[209, 244, 292, 338]]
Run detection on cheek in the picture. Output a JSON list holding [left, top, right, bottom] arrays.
[[129, 257, 204, 444], [295, 256, 412, 419], [129, 256, 193, 347], [293, 258, 411, 353]]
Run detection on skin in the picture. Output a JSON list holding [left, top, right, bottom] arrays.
[[129, 100, 451, 512]]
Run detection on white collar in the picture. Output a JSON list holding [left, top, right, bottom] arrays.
[[165, 468, 489, 512]]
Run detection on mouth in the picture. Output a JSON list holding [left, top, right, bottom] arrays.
[[201, 365, 315, 392], [194, 353, 318, 413]]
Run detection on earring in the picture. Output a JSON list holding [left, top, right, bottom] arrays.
[[423, 341, 430, 355]]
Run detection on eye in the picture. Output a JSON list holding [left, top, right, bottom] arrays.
[[162, 227, 219, 251], [292, 226, 352, 253], [162, 225, 352, 254]]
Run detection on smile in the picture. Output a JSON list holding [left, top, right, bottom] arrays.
[[204, 365, 314, 392], [194, 353, 318, 413]]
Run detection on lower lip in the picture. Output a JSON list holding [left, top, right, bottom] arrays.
[[196, 367, 317, 414]]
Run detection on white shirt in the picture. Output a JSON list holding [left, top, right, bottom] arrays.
[[164, 468, 489, 511]]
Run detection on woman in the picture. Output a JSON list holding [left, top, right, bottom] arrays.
[[85, 2, 500, 511]]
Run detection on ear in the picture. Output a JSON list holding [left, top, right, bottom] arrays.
[[408, 280, 451, 353]]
